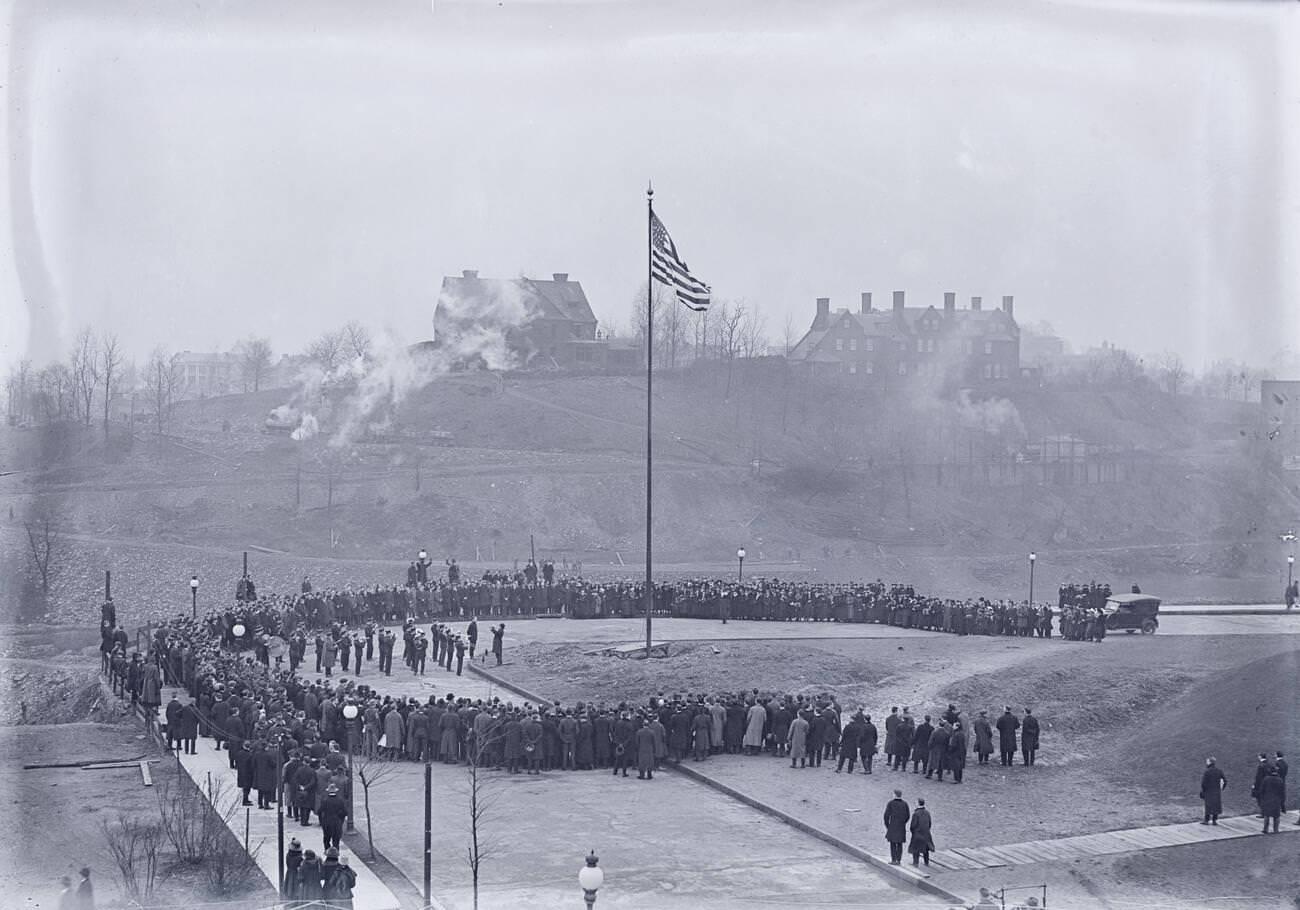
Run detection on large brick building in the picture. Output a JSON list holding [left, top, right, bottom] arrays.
[[435, 270, 599, 367], [786, 291, 1020, 384]]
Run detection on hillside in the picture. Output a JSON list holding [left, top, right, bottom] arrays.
[[2, 362, 1297, 622]]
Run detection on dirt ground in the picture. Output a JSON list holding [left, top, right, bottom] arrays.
[[493, 631, 1300, 906]]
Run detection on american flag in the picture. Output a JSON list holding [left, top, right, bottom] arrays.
[[650, 212, 711, 312]]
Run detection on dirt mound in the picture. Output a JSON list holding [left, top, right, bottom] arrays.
[[939, 659, 1198, 745], [0, 658, 121, 725], [1112, 647, 1300, 801]]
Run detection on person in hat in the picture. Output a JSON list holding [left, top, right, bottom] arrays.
[[972, 711, 994, 765], [297, 849, 324, 902], [322, 847, 357, 908], [908, 797, 935, 867], [883, 789, 910, 865], [1259, 766, 1285, 833], [635, 716, 657, 780], [283, 838, 303, 898], [1199, 757, 1226, 825], [75, 868, 94, 910], [996, 707, 1019, 767], [1021, 708, 1040, 766], [319, 783, 348, 853]]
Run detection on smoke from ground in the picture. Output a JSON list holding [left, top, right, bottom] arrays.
[[274, 277, 539, 446]]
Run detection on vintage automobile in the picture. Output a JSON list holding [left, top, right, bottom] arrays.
[[1103, 593, 1161, 634]]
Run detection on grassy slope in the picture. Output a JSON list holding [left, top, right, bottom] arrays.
[[2, 366, 1297, 622]]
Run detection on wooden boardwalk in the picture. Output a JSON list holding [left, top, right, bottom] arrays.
[[927, 815, 1298, 872]]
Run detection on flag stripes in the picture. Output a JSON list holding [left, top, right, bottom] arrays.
[[650, 212, 711, 312]]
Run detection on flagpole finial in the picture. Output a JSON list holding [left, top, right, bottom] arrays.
[[647, 181, 654, 199]]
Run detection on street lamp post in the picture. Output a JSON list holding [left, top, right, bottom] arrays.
[[418, 548, 428, 584], [190, 575, 199, 619], [1028, 552, 1037, 605], [737, 547, 746, 583], [578, 850, 603, 910], [1288, 555, 1295, 609], [342, 702, 359, 833], [231, 622, 245, 652]]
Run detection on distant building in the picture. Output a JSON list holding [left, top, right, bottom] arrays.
[[1261, 379, 1300, 470], [173, 351, 240, 398], [786, 291, 1020, 384], [435, 270, 599, 368]]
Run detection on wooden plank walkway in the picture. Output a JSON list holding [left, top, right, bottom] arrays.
[[927, 815, 1297, 872]]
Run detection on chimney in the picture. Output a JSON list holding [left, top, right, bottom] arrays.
[[813, 297, 831, 330], [552, 273, 569, 283], [970, 296, 982, 312], [1002, 295, 1015, 319], [892, 290, 905, 315], [860, 292, 873, 314], [943, 292, 956, 316], [461, 269, 478, 279]]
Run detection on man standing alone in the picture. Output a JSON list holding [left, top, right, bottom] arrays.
[[1200, 757, 1226, 825], [1021, 708, 1040, 766], [883, 789, 911, 866]]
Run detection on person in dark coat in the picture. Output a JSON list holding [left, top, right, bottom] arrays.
[[908, 797, 935, 866], [883, 789, 911, 865], [1021, 709, 1040, 766], [910, 716, 933, 774], [283, 838, 303, 898], [927, 723, 950, 782], [1259, 767, 1285, 833], [973, 711, 995, 765], [319, 783, 348, 853], [1200, 757, 1226, 824], [635, 720, 657, 779], [179, 698, 201, 754], [946, 723, 967, 783], [294, 759, 319, 826], [859, 715, 879, 774], [691, 708, 712, 761], [252, 742, 279, 809], [837, 713, 863, 773], [1252, 753, 1275, 816], [996, 707, 1020, 767], [611, 713, 635, 777], [321, 848, 357, 908], [297, 849, 324, 902], [893, 715, 914, 771], [234, 741, 255, 805]]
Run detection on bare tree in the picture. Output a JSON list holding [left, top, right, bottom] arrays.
[[100, 333, 123, 439], [23, 496, 65, 593], [342, 320, 374, 364], [782, 312, 799, 356], [713, 301, 747, 398], [353, 755, 399, 861], [739, 304, 767, 359], [70, 328, 99, 427], [4, 359, 33, 423], [460, 727, 504, 910], [35, 364, 74, 423], [1156, 351, 1187, 396], [144, 348, 180, 436], [307, 330, 347, 374], [235, 336, 274, 392], [101, 812, 162, 903]]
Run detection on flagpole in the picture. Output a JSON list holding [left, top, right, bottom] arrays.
[[645, 181, 655, 657]]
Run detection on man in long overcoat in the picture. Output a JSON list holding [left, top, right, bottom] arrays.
[[883, 790, 911, 865], [743, 701, 767, 755], [996, 707, 1020, 767], [908, 797, 935, 866], [1200, 757, 1226, 824], [927, 723, 950, 782], [973, 711, 995, 765], [860, 715, 879, 774], [1259, 767, 1285, 833], [1021, 709, 1040, 766], [635, 719, 657, 779], [910, 716, 933, 774], [946, 722, 967, 783], [788, 711, 810, 768]]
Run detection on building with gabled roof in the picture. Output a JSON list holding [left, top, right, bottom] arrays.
[[787, 290, 1021, 385], [435, 270, 599, 368]]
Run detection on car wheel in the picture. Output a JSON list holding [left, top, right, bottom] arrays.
[[1140, 619, 1157, 634]]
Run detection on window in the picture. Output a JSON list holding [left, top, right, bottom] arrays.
[[849, 339, 857, 351], [984, 341, 993, 355], [984, 364, 993, 379], [865, 361, 874, 374], [865, 339, 875, 352], [916, 338, 924, 353], [848, 364, 857, 374], [836, 338, 844, 351]]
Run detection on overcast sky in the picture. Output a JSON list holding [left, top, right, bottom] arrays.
[[2, 0, 1297, 376]]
